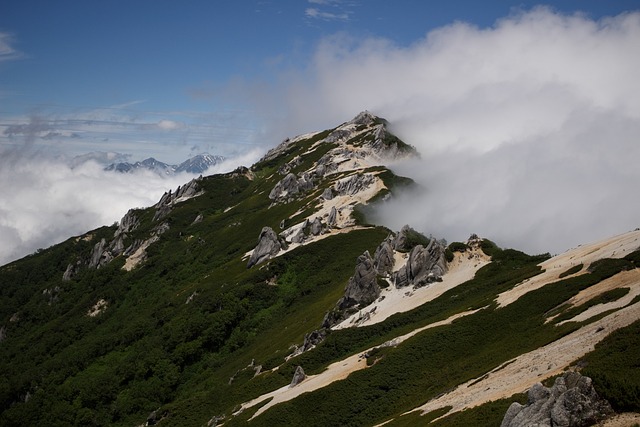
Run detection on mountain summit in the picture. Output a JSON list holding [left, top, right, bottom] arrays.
[[0, 112, 638, 427]]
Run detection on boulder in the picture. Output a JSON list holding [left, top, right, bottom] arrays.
[[290, 366, 306, 387], [247, 227, 284, 268], [339, 251, 381, 309], [321, 187, 334, 200], [501, 372, 613, 427], [310, 217, 323, 236]]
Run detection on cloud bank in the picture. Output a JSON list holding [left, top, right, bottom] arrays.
[[272, 7, 640, 255], [0, 149, 262, 266]]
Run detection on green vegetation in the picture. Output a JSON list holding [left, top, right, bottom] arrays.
[[552, 287, 631, 323], [559, 263, 583, 278], [583, 320, 640, 412]]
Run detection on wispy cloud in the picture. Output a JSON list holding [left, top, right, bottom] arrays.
[[270, 7, 640, 255], [0, 32, 24, 62], [0, 103, 268, 162], [305, 8, 349, 21], [305, 0, 352, 22]]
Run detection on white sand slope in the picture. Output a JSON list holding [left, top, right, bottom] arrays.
[[399, 300, 640, 423], [235, 309, 480, 420], [496, 229, 640, 308]]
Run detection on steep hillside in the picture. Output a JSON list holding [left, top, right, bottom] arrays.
[[0, 112, 638, 427]]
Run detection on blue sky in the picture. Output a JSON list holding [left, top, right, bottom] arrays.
[[1, 0, 637, 162], [1, 0, 640, 266]]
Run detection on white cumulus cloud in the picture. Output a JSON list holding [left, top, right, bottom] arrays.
[[272, 7, 640, 254]]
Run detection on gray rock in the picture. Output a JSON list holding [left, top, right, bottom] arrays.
[[269, 173, 301, 201], [393, 225, 417, 252], [301, 329, 327, 352], [290, 366, 306, 387], [114, 209, 139, 238], [392, 238, 447, 288], [62, 260, 83, 281], [500, 372, 613, 427], [154, 178, 202, 221], [339, 251, 381, 309], [334, 173, 375, 196], [0, 325, 6, 343], [310, 217, 323, 236], [88, 238, 113, 269], [247, 227, 284, 268], [290, 221, 308, 244], [373, 236, 395, 275], [328, 206, 338, 227], [191, 213, 204, 225], [321, 187, 334, 200]]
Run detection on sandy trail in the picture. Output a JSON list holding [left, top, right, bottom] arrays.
[[496, 230, 640, 308], [334, 249, 490, 329], [235, 309, 479, 419], [399, 300, 640, 422]]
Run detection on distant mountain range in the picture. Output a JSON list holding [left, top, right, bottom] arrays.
[[104, 153, 225, 175], [68, 152, 225, 175]]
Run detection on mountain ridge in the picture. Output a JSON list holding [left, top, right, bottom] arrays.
[[103, 153, 225, 176], [0, 112, 638, 427]]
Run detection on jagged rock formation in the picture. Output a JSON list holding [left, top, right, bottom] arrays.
[[290, 366, 306, 387], [333, 173, 376, 196], [321, 227, 446, 329], [247, 227, 285, 268], [373, 235, 395, 275], [339, 251, 381, 310], [501, 372, 613, 427], [154, 177, 202, 221], [392, 238, 448, 288], [269, 172, 314, 202]]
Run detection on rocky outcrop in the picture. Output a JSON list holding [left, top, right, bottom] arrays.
[[278, 155, 302, 175], [247, 227, 285, 268], [269, 172, 314, 202], [392, 238, 447, 288], [338, 251, 381, 310], [373, 236, 395, 275], [334, 173, 376, 196], [89, 238, 113, 269], [290, 366, 306, 387], [154, 177, 202, 221], [501, 372, 613, 427]]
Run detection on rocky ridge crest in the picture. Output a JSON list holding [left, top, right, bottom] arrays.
[[246, 111, 417, 268]]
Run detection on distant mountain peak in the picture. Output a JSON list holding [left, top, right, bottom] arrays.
[[104, 153, 225, 176]]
